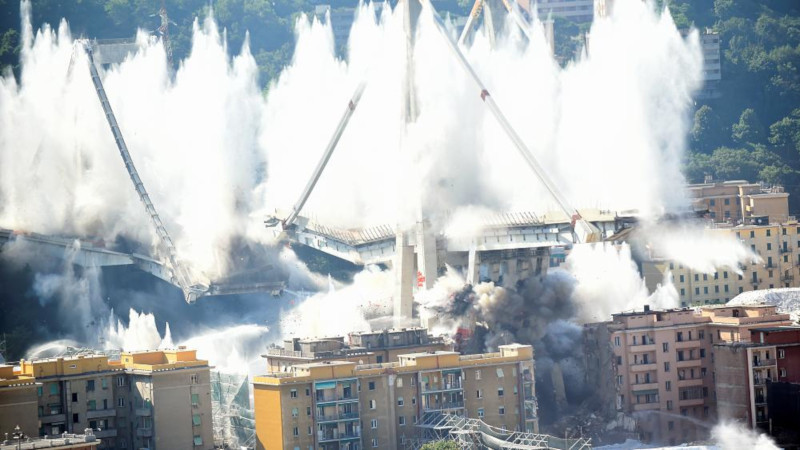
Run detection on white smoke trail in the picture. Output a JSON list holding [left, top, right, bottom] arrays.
[[567, 243, 678, 322], [103, 309, 173, 352]]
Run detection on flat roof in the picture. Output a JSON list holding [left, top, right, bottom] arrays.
[[749, 326, 800, 333]]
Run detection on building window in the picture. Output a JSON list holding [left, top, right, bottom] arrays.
[[293, 427, 299, 437], [191, 393, 199, 406], [397, 378, 403, 388], [767, 229, 772, 237], [411, 377, 416, 386], [290, 389, 297, 398], [665, 381, 671, 391], [117, 397, 125, 408], [72, 393, 78, 402], [292, 407, 298, 418], [478, 408, 485, 418], [780, 368, 787, 377], [475, 369, 482, 380], [664, 362, 670, 372], [397, 397, 404, 407], [499, 406, 505, 415], [679, 274, 685, 283], [308, 426, 312, 436], [751, 231, 755, 238], [614, 336, 620, 347], [369, 400, 376, 410], [399, 416, 406, 426], [371, 419, 378, 429], [498, 387, 504, 397], [101, 378, 107, 390], [700, 349, 706, 358], [87, 400, 96, 411], [681, 288, 685, 296], [306, 406, 311, 416], [193, 436, 203, 447], [305, 388, 310, 396], [190, 374, 199, 384], [117, 376, 125, 387], [496, 368, 505, 378], [779, 349, 786, 359], [662, 343, 669, 352], [368, 381, 375, 390], [667, 400, 673, 411], [372, 438, 379, 448], [192, 414, 201, 426], [86, 380, 95, 392], [72, 413, 79, 423], [617, 375, 623, 385], [49, 383, 59, 395]]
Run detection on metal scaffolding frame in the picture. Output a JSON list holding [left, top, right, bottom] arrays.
[[405, 412, 592, 450]]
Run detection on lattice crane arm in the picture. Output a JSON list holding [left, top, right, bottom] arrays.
[[78, 41, 207, 302], [458, 0, 533, 46], [268, 81, 368, 230]]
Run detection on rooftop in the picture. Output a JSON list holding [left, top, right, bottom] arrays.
[[0, 432, 99, 449]]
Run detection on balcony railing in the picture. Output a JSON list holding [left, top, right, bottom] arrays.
[[316, 412, 360, 423], [421, 381, 463, 392], [753, 359, 776, 367], [87, 408, 117, 419], [779, 246, 792, 254], [316, 394, 358, 403], [318, 430, 361, 442], [134, 407, 152, 416], [136, 428, 153, 437], [423, 400, 465, 411], [755, 396, 766, 405]]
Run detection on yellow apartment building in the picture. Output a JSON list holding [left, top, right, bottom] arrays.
[[688, 180, 789, 224], [266, 328, 451, 373], [253, 344, 537, 450], [643, 220, 800, 306], [604, 304, 790, 446], [0, 348, 213, 450]]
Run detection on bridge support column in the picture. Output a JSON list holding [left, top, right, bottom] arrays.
[[394, 231, 415, 324]]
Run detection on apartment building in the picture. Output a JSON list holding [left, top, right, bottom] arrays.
[[0, 348, 213, 450], [0, 364, 39, 438], [687, 180, 789, 224], [266, 328, 451, 373], [533, 0, 594, 22], [643, 220, 800, 306], [714, 326, 800, 430], [603, 304, 791, 445], [253, 344, 537, 450]]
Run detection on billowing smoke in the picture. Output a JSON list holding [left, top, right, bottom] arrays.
[[417, 242, 678, 424]]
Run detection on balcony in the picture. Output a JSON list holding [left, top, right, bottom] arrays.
[[40, 413, 66, 424], [94, 429, 117, 439], [134, 407, 152, 416], [316, 412, 360, 423], [675, 339, 703, 349], [677, 378, 704, 388], [136, 428, 153, 437], [678, 397, 705, 407], [753, 378, 773, 386], [632, 402, 660, 411], [676, 358, 702, 368], [755, 396, 767, 405], [86, 408, 117, 419], [753, 359, 776, 367], [630, 363, 657, 372], [316, 395, 359, 405], [423, 400, 465, 411], [421, 382, 463, 393], [318, 430, 361, 443], [751, 278, 763, 286], [631, 382, 659, 391], [781, 275, 794, 283], [779, 246, 792, 254], [630, 342, 656, 352]]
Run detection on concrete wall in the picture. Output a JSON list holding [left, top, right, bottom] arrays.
[[713, 344, 750, 423], [152, 369, 214, 450], [0, 384, 39, 438]]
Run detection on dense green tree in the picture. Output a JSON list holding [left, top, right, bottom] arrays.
[[769, 109, 800, 155], [732, 108, 765, 144], [691, 105, 725, 152]]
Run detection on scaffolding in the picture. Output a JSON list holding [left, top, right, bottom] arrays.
[[210, 371, 255, 448], [406, 412, 592, 450]]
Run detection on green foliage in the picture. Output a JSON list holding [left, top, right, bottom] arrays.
[[769, 109, 800, 155], [685, 146, 796, 186], [420, 441, 460, 450], [691, 105, 725, 152], [731, 108, 765, 144]]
